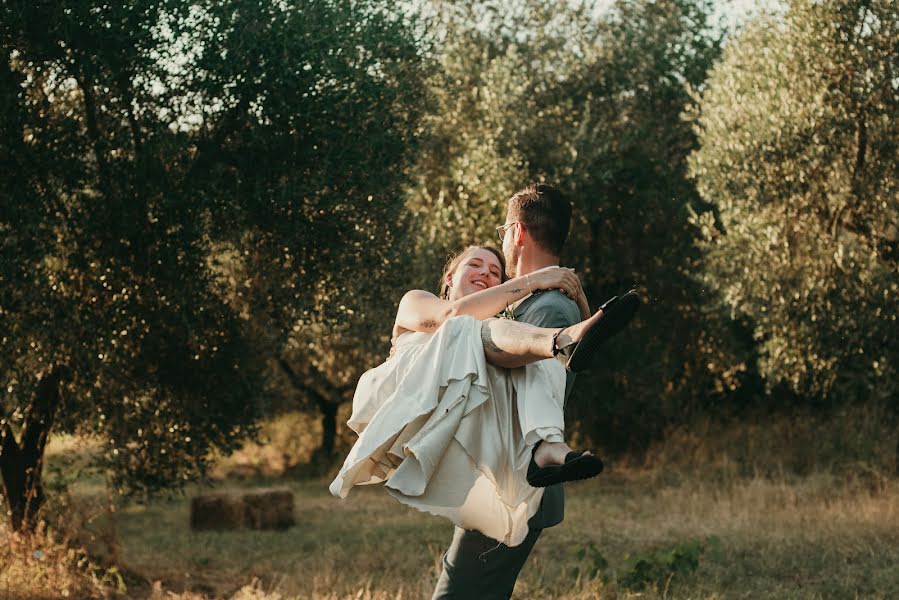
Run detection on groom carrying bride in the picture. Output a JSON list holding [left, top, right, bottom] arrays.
[[329, 182, 639, 599], [432, 182, 607, 599]]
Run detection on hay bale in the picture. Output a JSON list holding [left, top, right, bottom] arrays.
[[190, 494, 245, 531], [242, 489, 295, 530], [190, 489, 295, 531]]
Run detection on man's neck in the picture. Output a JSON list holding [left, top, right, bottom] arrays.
[[514, 251, 561, 277]]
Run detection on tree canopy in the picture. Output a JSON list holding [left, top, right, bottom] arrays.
[[405, 0, 727, 446], [0, 0, 429, 530], [689, 0, 898, 406], [2, 0, 896, 531]]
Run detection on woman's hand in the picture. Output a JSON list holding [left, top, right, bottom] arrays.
[[528, 267, 582, 299]]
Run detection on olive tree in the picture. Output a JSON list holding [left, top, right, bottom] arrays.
[[0, 0, 429, 530], [406, 0, 726, 448], [0, 0, 264, 532], [688, 0, 898, 407], [188, 0, 431, 460]]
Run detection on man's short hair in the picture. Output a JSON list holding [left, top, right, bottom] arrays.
[[506, 183, 571, 256]]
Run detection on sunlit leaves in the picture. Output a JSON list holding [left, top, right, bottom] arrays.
[[0, 0, 429, 497], [689, 0, 899, 403], [403, 0, 726, 448]]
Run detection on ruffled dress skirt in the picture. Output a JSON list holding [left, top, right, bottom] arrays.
[[328, 316, 566, 547]]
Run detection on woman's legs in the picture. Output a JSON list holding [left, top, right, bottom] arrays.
[[478, 314, 603, 468], [479, 309, 604, 369]]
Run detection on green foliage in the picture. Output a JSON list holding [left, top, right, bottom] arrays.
[[191, 0, 430, 334], [572, 536, 719, 591], [184, 0, 432, 447], [617, 538, 708, 589], [689, 0, 899, 405], [406, 0, 726, 447], [0, 0, 429, 514], [572, 541, 610, 580], [1, 0, 260, 503]]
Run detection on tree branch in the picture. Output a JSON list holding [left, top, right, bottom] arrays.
[[179, 97, 250, 187], [853, 116, 866, 179], [277, 357, 332, 412], [0, 422, 22, 475], [20, 368, 65, 467], [74, 64, 114, 200], [0, 422, 25, 530], [115, 70, 143, 161]]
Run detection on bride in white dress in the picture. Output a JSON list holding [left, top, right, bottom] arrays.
[[329, 245, 607, 546]]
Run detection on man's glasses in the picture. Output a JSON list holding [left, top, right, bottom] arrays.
[[496, 222, 519, 242]]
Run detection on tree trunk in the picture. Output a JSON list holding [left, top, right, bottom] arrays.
[[320, 401, 338, 457], [0, 368, 64, 532], [0, 425, 28, 531], [277, 358, 346, 458], [74, 68, 114, 201]]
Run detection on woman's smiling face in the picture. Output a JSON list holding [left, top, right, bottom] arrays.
[[446, 247, 504, 300]]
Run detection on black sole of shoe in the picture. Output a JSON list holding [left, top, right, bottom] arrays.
[[566, 291, 641, 373]]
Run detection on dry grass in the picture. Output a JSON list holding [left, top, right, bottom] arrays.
[[7, 410, 899, 599], [634, 404, 898, 481], [44, 469, 896, 600], [0, 520, 121, 600]]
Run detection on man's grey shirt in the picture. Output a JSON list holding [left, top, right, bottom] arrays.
[[513, 289, 581, 530]]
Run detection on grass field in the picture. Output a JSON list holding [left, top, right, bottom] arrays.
[[6, 468, 899, 598], [3, 412, 898, 599]]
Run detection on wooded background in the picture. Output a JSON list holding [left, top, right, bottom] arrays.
[[2, 0, 896, 533]]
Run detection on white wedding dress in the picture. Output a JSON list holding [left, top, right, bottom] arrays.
[[328, 316, 567, 546]]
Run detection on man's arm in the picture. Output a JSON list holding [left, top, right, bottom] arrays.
[[478, 292, 582, 370], [518, 292, 582, 404]]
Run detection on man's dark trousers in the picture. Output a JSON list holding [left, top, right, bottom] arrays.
[[431, 290, 581, 599]]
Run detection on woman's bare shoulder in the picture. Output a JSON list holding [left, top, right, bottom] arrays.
[[393, 289, 439, 336], [400, 289, 437, 301]]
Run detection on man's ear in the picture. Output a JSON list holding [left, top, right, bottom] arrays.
[[514, 222, 527, 246]]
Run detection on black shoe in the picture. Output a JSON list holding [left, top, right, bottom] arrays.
[[527, 449, 604, 488], [557, 289, 641, 373]]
